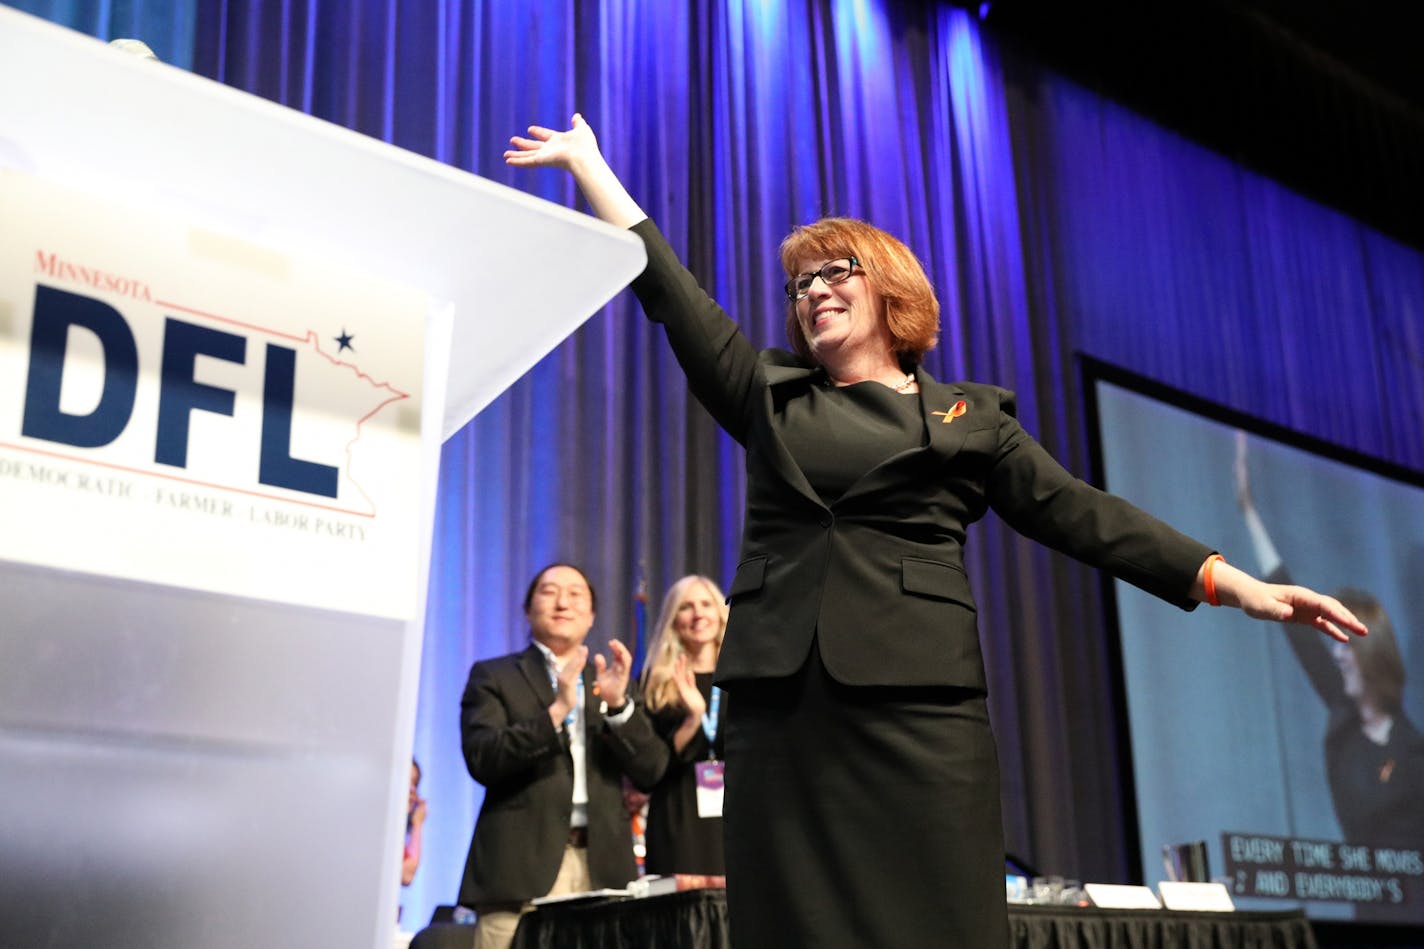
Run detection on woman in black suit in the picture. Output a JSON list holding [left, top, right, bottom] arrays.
[[637, 574, 730, 876], [505, 115, 1368, 949]]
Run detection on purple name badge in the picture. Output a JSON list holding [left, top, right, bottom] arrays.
[[694, 760, 725, 791], [694, 760, 725, 818]]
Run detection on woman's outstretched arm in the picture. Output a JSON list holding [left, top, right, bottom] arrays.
[[1188, 557, 1366, 643]]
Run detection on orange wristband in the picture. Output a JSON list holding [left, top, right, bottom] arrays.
[[1203, 554, 1224, 607]]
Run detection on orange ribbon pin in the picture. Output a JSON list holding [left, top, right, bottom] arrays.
[[932, 400, 968, 424]]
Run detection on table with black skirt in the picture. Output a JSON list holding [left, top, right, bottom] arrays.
[[410, 892, 1318, 949]]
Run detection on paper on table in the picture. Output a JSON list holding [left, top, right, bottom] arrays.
[[530, 888, 631, 906], [1157, 881, 1236, 912], [1084, 883, 1162, 909]]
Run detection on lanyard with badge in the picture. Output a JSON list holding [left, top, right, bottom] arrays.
[[694, 686, 725, 818]]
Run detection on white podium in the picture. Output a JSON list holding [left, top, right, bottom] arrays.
[[0, 7, 644, 948]]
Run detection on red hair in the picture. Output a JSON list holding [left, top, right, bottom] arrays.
[[779, 217, 939, 366]]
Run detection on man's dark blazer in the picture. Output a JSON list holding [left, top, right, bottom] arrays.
[[457, 643, 667, 907], [629, 218, 1214, 692]]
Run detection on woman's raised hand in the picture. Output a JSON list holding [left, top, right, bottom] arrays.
[[503, 113, 646, 228], [504, 112, 601, 173]]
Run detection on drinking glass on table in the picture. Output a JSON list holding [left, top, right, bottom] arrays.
[[1030, 875, 1063, 904]]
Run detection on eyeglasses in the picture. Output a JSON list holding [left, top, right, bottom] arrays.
[[784, 257, 859, 301]]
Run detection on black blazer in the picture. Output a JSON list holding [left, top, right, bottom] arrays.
[[630, 218, 1213, 691], [457, 643, 667, 906]]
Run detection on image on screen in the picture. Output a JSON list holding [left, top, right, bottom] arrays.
[[1088, 364, 1424, 926]]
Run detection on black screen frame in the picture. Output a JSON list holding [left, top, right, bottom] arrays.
[[1079, 356, 1424, 939]]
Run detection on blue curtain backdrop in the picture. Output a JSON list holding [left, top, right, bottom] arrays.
[[17, 0, 1423, 930], [6, 0, 196, 68]]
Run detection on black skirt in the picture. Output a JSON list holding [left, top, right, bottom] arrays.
[[723, 640, 1009, 949]]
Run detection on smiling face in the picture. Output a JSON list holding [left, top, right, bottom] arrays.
[[792, 256, 892, 364], [780, 217, 941, 369], [672, 580, 722, 654], [525, 564, 594, 657]]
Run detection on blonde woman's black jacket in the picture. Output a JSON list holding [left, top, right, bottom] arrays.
[[628, 218, 1213, 691]]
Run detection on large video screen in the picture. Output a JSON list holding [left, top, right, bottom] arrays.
[[1088, 363, 1424, 926]]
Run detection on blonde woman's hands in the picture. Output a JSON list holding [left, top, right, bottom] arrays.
[[673, 653, 708, 720]]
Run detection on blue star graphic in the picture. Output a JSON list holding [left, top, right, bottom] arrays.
[[335, 328, 355, 353]]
